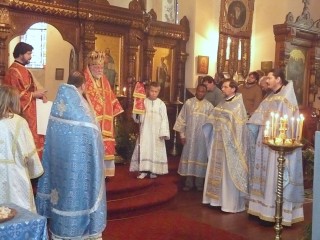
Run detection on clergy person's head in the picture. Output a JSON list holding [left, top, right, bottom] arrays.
[[266, 68, 288, 92], [87, 51, 105, 79], [195, 84, 207, 101], [221, 79, 238, 98], [259, 76, 269, 92], [68, 71, 86, 94], [13, 42, 33, 65]]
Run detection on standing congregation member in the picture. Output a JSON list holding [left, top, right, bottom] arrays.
[[202, 79, 249, 213], [130, 82, 170, 179], [259, 75, 272, 99], [201, 75, 224, 107], [247, 68, 304, 226], [36, 71, 106, 240], [213, 72, 225, 89], [173, 84, 214, 191], [84, 51, 123, 177], [238, 71, 263, 117], [0, 85, 43, 213], [4, 42, 48, 156]]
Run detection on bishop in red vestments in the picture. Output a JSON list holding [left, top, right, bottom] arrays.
[[84, 51, 123, 177]]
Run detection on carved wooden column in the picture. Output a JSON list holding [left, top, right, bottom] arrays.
[[229, 36, 238, 77], [241, 38, 250, 77], [143, 44, 155, 83], [128, 46, 138, 78], [81, 20, 95, 68], [127, 45, 139, 111], [127, 29, 143, 111], [177, 52, 188, 101], [314, 47, 320, 92], [126, 46, 138, 109], [217, 35, 227, 75], [0, 7, 11, 83], [178, 16, 190, 101]]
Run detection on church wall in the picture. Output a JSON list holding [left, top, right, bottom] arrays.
[[179, 0, 220, 89], [44, 25, 73, 101]]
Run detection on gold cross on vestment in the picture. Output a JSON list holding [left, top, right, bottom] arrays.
[[57, 100, 67, 117]]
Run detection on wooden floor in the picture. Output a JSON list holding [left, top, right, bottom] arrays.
[[163, 189, 312, 240]]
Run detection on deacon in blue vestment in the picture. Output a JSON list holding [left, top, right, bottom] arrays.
[[202, 79, 249, 213], [36, 72, 106, 239], [247, 68, 304, 226]]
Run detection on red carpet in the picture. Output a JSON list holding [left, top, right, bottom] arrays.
[[106, 157, 180, 219], [103, 210, 246, 240], [104, 157, 245, 239]]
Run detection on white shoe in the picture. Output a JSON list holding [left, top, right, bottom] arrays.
[[137, 173, 148, 179], [150, 173, 157, 179]]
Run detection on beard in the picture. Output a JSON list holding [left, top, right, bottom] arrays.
[[21, 58, 31, 66], [92, 73, 103, 79]]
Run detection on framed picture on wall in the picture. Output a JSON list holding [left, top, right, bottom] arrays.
[[55, 68, 64, 80], [153, 47, 173, 102], [286, 48, 307, 106], [261, 61, 273, 75], [221, 0, 254, 34], [95, 34, 123, 91], [197, 56, 209, 74]]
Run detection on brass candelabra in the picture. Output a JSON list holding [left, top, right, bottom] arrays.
[[263, 116, 303, 240], [170, 99, 183, 156]]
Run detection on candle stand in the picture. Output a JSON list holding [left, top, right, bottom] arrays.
[[170, 99, 183, 156], [114, 94, 127, 164], [262, 140, 303, 240]]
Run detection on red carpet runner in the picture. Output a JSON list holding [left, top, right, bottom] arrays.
[[103, 157, 245, 240], [106, 157, 180, 219], [103, 210, 246, 240]]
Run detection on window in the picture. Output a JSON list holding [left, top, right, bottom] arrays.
[[21, 22, 47, 68]]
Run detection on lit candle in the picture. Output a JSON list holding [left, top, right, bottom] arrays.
[[123, 87, 126, 96], [238, 40, 242, 60], [265, 121, 270, 137], [296, 117, 300, 140], [291, 117, 295, 139], [299, 114, 304, 141], [226, 37, 231, 60], [270, 112, 274, 138], [283, 114, 288, 134], [264, 129, 268, 138], [266, 120, 270, 129], [274, 113, 279, 137]]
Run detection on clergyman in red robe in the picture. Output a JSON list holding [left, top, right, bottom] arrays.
[[84, 50, 124, 177], [4, 42, 48, 157]]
